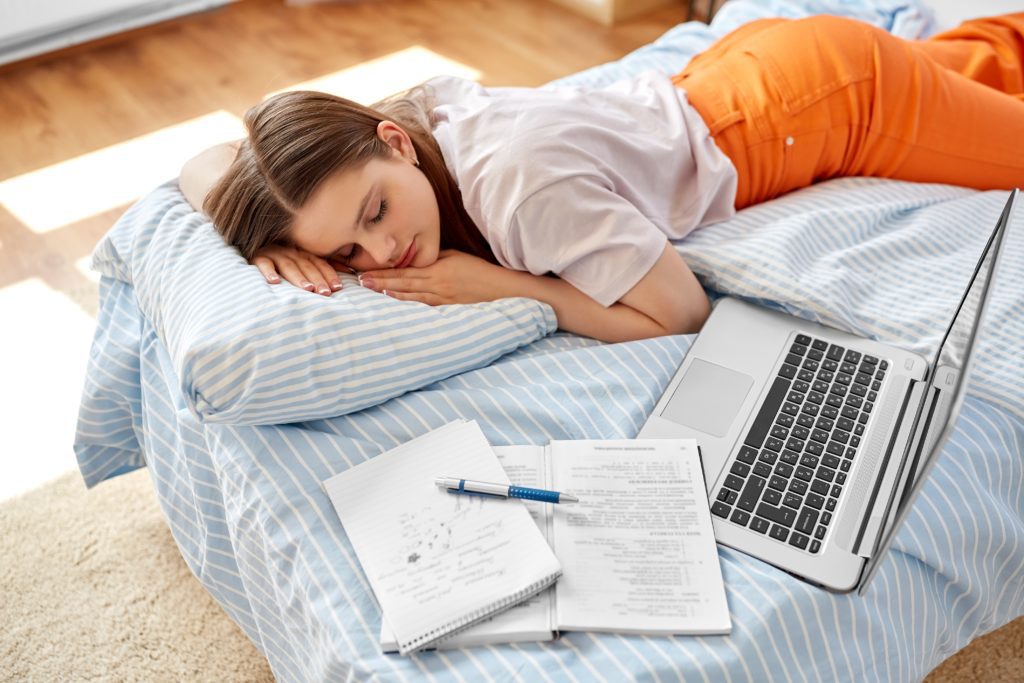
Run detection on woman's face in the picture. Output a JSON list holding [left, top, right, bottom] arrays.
[[290, 142, 441, 273]]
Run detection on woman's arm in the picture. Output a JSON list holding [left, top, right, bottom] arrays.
[[178, 140, 241, 213], [497, 242, 709, 342], [360, 243, 710, 342]]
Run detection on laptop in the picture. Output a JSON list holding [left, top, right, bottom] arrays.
[[639, 189, 1017, 593]]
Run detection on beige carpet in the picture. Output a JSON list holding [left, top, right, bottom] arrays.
[[1, 469, 1020, 682]]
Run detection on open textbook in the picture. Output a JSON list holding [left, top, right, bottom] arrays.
[[381, 438, 731, 652], [323, 420, 562, 654]]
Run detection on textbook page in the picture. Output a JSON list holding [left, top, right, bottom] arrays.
[[379, 445, 555, 651], [324, 420, 561, 654], [549, 439, 731, 635]]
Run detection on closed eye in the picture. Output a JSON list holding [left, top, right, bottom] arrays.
[[333, 244, 359, 263], [369, 198, 388, 225]]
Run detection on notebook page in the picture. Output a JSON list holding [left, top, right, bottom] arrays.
[[324, 420, 561, 653], [549, 439, 731, 635], [379, 445, 555, 651]]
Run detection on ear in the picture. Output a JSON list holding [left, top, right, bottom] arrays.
[[376, 121, 416, 162]]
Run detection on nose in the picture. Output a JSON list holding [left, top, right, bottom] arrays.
[[364, 233, 397, 267]]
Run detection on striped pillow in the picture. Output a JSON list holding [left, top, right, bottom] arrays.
[[90, 181, 556, 425]]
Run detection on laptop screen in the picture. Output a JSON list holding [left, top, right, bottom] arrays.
[[859, 189, 1017, 593]]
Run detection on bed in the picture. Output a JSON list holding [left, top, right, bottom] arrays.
[[75, 0, 1024, 680]]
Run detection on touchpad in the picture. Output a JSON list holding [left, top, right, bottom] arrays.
[[661, 359, 754, 437]]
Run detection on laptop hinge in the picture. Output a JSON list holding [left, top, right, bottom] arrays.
[[852, 378, 927, 558]]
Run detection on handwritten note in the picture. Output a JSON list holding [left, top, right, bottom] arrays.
[[324, 421, 561, 653]]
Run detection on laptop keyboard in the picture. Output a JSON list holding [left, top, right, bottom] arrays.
[[710, 334, 889, 554]]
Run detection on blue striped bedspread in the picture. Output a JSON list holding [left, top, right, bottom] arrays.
[[75, 1, 1024, 681]]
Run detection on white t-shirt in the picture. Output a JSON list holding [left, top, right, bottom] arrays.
[[429, 73, 737, 307]]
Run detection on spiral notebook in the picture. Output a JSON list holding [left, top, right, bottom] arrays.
[[381, 438, 731, 651], [322, 419, 562, 654]]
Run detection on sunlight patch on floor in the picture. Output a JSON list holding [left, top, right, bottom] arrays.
[[269, 46, 481, 104], [0, 110, 245, 235], [0, 278, 97, 502]]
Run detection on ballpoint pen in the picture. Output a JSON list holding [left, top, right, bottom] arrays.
[[435, 476, 579, 504]]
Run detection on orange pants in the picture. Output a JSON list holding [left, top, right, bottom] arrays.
[[674, 14, 1024, 208]]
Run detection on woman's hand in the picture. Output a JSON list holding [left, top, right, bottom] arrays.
[[251, 245, 347, 296], [360, 250, 513, 304]]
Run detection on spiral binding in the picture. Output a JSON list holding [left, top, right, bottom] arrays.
[[398, 571, 561, 653]]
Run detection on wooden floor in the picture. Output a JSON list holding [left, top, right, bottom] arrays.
[[0, 0, 688, 316]]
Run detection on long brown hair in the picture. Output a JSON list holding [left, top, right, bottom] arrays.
[[204, 88, 496, 264]]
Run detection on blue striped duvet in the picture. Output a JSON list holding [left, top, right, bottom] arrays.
[[75, 1, 1024, 681]]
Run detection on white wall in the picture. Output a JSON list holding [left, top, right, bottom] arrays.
[[0, 0, 232, 65]]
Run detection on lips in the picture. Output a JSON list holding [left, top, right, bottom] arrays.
[[395, 239, 416, 269]]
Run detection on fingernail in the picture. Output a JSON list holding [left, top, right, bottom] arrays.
[[268, 274, 280, 283], [330, 280, 342, 291], [361, 277, 376, 289], [301, 281, 314, 291], [317, 286, 331, 295]]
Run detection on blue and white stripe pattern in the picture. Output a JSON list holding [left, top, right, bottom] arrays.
[[75, 0, 1024, 680]]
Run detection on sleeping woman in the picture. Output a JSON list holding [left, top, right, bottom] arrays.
[[180, 14, 1024, 344]]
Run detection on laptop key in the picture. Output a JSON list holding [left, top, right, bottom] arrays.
[[758, 503, 796, 527], [826, 497, 837, 512], [751, 517, 770, 534], [795, 334, 811, 346], [730, 509, 751, 526], [770, 525, 789, 542], [736, 445, 758, 464], [730, 461, 750, 477], [795, 466, 814, 481], [812, 339, 829, 351], [712, 502, 731, 518], [810, 540, 822, 554], [790, 342, 807, 356], [827, 344, 845, 361], [810, 479, 829, 495], [796, 507, 819, 534], [768, 475, 788, 492], [814, 525, 827, 540], [735, 475, 765, 512], [753, 462, 773, 479], [789, 532, 809, 550], [789, 479, 808, 495], [724, 474, 745, 491], [778, 363, 797, 379], [745, 376, 793, 449], [783, 493, 803, 509], [762, 488, 782, 506], [844, 350, 862, 364], [806, 493, 825, 510]]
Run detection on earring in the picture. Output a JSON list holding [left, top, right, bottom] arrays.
[[413, 158, 420, 167]]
